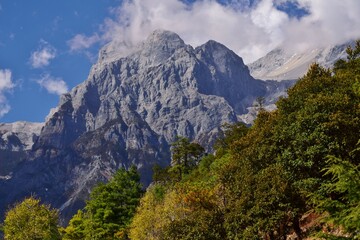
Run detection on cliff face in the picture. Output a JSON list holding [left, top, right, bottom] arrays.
[[0, 30, 293, 221]]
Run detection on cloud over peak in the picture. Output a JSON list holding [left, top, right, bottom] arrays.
[[68, 0, 360, 63]]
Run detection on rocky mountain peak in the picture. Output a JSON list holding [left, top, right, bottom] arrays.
[[142, 29, 185, 48], [134, 29, 189, 67], [194, 40, 262, 114], [97, 29, 187, 66], [197, 40, 246, 65]]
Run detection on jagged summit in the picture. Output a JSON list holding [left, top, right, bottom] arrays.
[[98, 29, 188, 66], [195, 40, 261, 114], [196, 40, 249, 74], [133, 30, 192, 67], [142, 29, 185, 48]]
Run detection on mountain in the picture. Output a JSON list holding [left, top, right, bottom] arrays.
[[0, 30, 293, 222], [249, 42, 352, 81], [0, 122, 43, 178]]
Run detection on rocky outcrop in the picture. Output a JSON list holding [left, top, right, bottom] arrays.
[[0, 30, 294, 222]]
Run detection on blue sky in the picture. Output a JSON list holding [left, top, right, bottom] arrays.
[[0, 0, 120, 122], [0, 0, 359, 123]]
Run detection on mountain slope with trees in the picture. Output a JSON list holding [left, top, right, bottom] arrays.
[[0, 30, 294, 221], [128, 41, 360, 239], [1, 41, 359, 240]]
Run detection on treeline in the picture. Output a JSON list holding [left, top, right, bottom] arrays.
[[1, 42, 360, 239]]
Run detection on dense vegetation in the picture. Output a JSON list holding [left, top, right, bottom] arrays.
[[129, 42, 360, 239], [1, 42, 359, 239]]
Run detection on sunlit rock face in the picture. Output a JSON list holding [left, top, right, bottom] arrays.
[[0, 30, 294, 222]]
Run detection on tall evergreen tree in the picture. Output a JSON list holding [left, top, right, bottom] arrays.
[[64, 166, 143, 240]]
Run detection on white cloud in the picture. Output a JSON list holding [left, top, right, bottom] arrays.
[[282, 0, 360, 52], [0, 69, 15, 117], [69, 0, 360, 63], [67, 34, 100, 52], [30, 41, 56, 68], [36, 74, 68, 95]]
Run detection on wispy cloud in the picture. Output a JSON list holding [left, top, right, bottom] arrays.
[[36, 74, 68, 95], [69, 0, 360, 63], [30, 41, 57, 68], [0, 69, 15, 117], [67, 34, 100, 52]]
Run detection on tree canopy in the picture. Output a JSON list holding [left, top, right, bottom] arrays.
[[3, 197, 61, 240], [129, 42, 360, 239], [63, 166, 143, 240]]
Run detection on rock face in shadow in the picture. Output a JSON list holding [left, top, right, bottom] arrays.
[[0, 30, 293, 222]]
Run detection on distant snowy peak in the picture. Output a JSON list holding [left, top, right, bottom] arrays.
[[249, 42, 352, 81], [0, 121, 43, 151]]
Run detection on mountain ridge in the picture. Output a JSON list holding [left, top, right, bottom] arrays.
[[248, 41, 353, 81], [0, 30, 301, 222]]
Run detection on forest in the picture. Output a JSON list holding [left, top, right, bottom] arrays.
[[1, 41, 359, 240]]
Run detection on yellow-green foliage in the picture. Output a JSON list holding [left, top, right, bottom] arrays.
[[62, 210, 86, 240], [3, 197, 61, 240], [129, 185, 177, 240], [130, 182, 225, 240]]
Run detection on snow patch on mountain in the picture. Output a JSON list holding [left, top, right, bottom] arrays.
[[0, 121, 43, 151], [249, 42, 352, 81]]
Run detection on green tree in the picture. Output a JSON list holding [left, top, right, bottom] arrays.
[[129, 185, 171, 240], [62, 210, 86, 240], [214, 122, 248, 157], [85, 166, 142, 239], [171, 136, 205, 179], [162, 184, 226, 240], [255, 96, 265, 110], [311, 147, 360, 239], [3, 197, 61, 240], [64, 166, 143, 240]]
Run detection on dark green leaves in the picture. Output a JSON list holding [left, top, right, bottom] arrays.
[[63, 166, 142, 240]]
